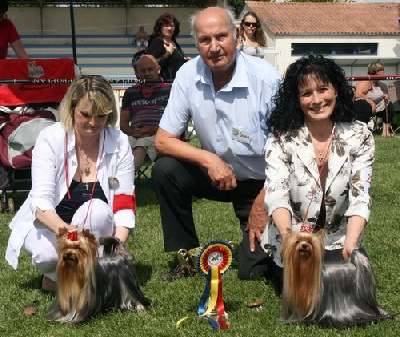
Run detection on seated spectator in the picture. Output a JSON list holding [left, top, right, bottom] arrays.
[[0, 0, 28, 59], [120, 54, 171, 171], [354, 98, 373, 124], [134, 26, 148, 50], [355, 62, 395, 137]]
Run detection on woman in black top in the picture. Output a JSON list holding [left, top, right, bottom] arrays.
[[147, 12, 188, 81]]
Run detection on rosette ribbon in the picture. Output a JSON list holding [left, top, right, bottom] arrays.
[[197, 240, 234, 329], [175, 240, 235, 330]]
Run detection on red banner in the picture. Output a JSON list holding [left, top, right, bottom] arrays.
[[0, 58, 75, 106]]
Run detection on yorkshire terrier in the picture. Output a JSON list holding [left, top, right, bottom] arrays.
[[281, 229, 392, 327], [46, 228, 151, 323]]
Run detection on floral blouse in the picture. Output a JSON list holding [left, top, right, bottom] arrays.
[[261, 121, 375, 267]]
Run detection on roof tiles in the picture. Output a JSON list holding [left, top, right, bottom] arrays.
[[245, 2, 400, 35]]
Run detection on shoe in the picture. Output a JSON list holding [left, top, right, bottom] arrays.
[[161, 264, 193, 282], [41, 274, 56, 292]]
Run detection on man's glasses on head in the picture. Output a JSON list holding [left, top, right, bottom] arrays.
[[244, 22, 258, 28]]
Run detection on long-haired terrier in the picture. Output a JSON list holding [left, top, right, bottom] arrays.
[[46, 228, 151, 323], [281, 229, 392, 327]]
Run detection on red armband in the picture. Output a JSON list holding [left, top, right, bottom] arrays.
[[113, 194, 136, 215]]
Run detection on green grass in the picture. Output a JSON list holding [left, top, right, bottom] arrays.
[[0, 135, 399, 337]]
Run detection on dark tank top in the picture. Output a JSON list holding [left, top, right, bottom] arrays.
[[55, 180, 108, 223]]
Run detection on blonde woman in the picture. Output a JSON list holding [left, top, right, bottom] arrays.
[[6, 75, 136, 291]]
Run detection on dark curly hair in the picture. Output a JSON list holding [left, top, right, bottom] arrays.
[[152, 12, 180, 39], [268, 55, 355, 137]]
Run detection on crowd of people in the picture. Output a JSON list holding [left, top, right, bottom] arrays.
[[4, 5, 398, 303]]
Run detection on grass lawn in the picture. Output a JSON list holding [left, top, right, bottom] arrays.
[[0, 135, 399, 337]]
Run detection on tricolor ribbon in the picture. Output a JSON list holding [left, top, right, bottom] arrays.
[[197, 265, 228, 329], [176, 240, 234, 330]]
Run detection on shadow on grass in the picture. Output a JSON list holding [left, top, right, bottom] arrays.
[[135, 179, 159, 207], [21, 273, 43, 292], [134, 261, 153, 285]]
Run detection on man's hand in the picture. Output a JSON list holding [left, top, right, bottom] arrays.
[[131, 124, 156, 138], [247, 189, 269, 252], [247, 207, 269, 252], [207, 154, 237, 190]]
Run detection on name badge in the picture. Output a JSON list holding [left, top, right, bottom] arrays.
[[232, 127, 250, 144]]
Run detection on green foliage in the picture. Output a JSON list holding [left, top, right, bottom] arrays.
[[228, 0, 246, 17], [0, 134, 399, 336]]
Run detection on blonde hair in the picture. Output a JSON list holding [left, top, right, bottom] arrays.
[[59, 75, 118, 131]]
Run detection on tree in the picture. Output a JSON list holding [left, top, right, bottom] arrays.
[[228, 0, 245, 17]]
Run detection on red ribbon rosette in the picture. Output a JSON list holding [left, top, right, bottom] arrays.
[[196, 240, 235, 277]]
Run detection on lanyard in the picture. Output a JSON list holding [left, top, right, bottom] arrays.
[[64, 130, 105, 227]]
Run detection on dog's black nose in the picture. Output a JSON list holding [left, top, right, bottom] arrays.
[[64, 252, 74, 261], [300, 243, 308, 250]]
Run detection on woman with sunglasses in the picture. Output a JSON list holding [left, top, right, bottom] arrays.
[[0, 0, 28, 59], [237, 12, 266, 59]]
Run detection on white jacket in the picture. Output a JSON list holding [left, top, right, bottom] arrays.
[[6, 122, 135, 269]]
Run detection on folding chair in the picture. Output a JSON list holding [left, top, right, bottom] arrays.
[[135, 164, 152, 183]]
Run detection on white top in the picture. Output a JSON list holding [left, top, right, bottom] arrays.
[[6, 122, 136, 269], [261, 122, 375, 267], [242, 44, 265, 59]]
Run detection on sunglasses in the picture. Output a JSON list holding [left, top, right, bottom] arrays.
[[244, 22, 258, 28]]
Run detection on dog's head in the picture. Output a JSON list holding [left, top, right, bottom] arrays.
[[281, 229, 325, 263], [56, 228, 98, 268]]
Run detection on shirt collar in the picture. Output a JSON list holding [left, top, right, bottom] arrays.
[[195, 50, 249, 90]]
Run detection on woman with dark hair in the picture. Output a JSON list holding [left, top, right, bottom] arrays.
[[261, 55, 375, 284], [146, 12, 188, 80], [0, 0, 28, 59], [237, 12, 266, 59]]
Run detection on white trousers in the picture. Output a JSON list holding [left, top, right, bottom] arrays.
[[23, 199, 114, 281]]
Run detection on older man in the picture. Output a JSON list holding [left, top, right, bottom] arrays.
[[120, 54, 171, 171], [152, 6, 281, 281]]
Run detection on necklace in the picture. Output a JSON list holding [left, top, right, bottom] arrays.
[[309, 125, 335, 166], [314, 134, 333, 166], [79, 148, 91, 176], [317, 145, 328, 165]]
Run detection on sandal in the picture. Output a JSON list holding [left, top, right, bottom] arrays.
[[40, 274, 56, 292]]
